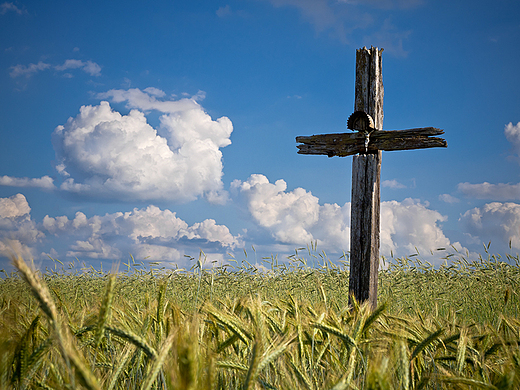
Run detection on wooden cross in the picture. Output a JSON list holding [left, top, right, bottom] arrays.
[[296, 46, 447, 308]]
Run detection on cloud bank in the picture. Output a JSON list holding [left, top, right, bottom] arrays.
[[0, 193, 240, 265], [233, 174, 455, 260], [9, 92, 515, 265], [42, 205, 240, 261]]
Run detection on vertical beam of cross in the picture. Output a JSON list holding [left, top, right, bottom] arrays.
[[295, 46, 446, 308], [348, 47, 384, 308]]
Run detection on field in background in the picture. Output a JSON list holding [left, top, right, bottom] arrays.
[[1, 250, 519, 389]]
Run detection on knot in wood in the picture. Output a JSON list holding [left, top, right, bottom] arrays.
[[347, 111, 375, 132]]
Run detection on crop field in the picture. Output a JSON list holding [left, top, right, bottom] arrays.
[[1, 249, 520, 389]]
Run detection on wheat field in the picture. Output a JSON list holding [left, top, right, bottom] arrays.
[[1, 248, 519, 389]]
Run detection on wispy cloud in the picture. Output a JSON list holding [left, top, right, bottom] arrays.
[[458, 182, 520, 201], [216, 5, 232, 17], [0, 175, 55, 190], [267, 0, 354, 44], [97, 88, 203, 113], [505, 121, 520, 160], [382, 179, 406, 189], [439, 193, 459, 204], [55, 59, 102, 77], [9, 61, 51, 78], [216, 4, 248, 18], [337, 0, 424, 9], [1, 2, 25, 15], [263, 0, 420, 55], [361, 17, 411, 57], [9, 59, 102, 78]]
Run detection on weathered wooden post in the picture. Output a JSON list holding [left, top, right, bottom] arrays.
[[296, 46, 447, 308], [349, 46, 383, 308]]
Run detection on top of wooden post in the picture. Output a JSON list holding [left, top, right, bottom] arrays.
[[355, 46, 384, 130], [295, 46, 446, 158]]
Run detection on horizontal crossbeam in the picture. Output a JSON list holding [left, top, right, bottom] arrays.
[[296, 127, 447, 157]]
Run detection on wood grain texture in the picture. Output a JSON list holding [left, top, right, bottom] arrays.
[[349, 47, 383, 309], [296, 127, 447, 157], [349, 152, 381, 307]]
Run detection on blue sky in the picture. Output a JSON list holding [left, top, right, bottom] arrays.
[[1, 0, 520, 271]]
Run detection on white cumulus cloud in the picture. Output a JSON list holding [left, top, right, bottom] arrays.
[[52, 89, 233, 203], [0, 193, 31, 218], [460, 202, 520, 251], [232, 174, 324, 244], [380, 198, 451, 256]]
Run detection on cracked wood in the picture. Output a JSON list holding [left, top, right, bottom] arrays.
[[296, 127, 447, 157]]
